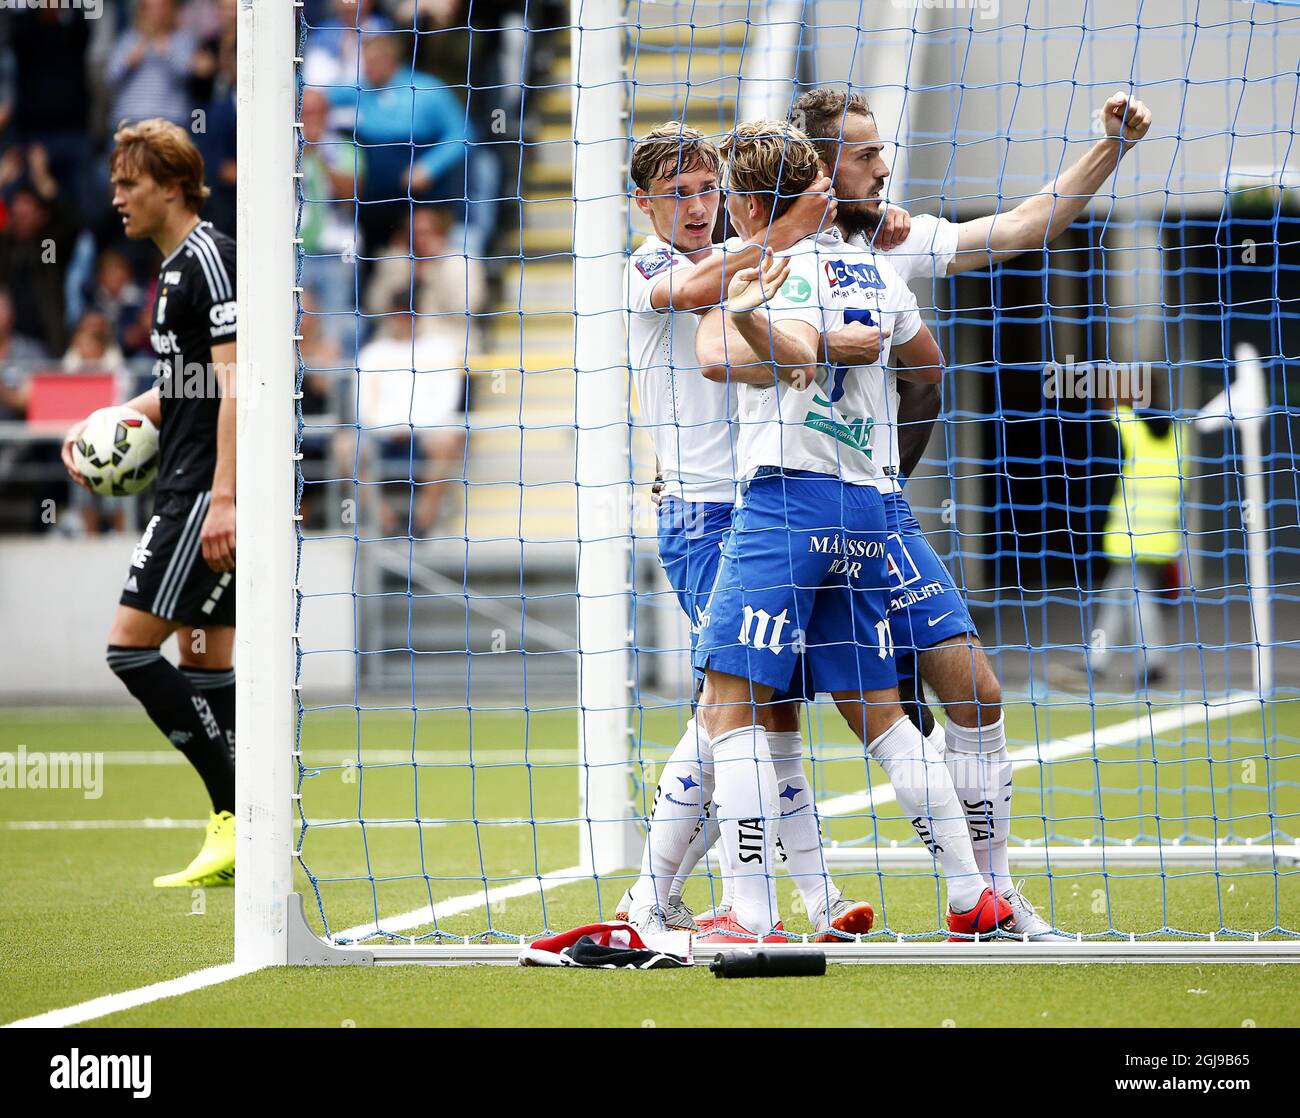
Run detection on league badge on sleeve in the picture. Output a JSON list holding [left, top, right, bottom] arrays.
[[636, 249, 679, 279]]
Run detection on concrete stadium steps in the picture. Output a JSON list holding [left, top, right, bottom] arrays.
[[468, 4, 745, 546]]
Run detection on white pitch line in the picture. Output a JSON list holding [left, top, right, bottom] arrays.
[[3, 962, 257, 1029], [332, 863, 591, 943], [3, 818, 207, 831], [814, 691, 1262, 819], [90, 748, 585, 766], [4, 817, 583, 832]]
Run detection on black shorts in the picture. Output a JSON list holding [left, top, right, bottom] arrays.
[[120, 489, 235, 627]]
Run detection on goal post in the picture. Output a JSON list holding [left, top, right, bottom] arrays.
[[571, 0, 641, 879], [234, 0, 297, 969], [236, 0, 1300, 966]]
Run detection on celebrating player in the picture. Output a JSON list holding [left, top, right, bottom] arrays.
[[777, 86, 1151, 935], [618, 123, 885, 940], [690, 121, 1011, 943], [61, 119, 238, 888]]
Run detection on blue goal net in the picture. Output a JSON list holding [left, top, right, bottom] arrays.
[[288, 0, 1299, 952]]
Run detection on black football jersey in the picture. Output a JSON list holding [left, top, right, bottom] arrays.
[[150, 221, 237, 494]]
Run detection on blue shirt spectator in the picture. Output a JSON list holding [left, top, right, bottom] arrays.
[[323, 34, 470, 207], [105, 0, 198, 129]]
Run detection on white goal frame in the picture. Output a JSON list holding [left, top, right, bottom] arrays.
[[235, 0, 1300, 967]]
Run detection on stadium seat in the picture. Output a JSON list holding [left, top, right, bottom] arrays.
[[24, 372, 118, 427]]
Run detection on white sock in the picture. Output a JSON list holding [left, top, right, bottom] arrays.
[[943, 716, 1013, 896], [768, 730, 840, 923], [628, 718, 712, 917], [667, 791, 718, 904], [869, 715, 986, 912], [711, 723, 779, 933]]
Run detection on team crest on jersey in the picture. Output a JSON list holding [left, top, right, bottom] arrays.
[[636, 249, 677, 279], [824, 258, 885, 292]]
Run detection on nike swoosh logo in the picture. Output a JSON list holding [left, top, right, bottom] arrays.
[[665, 795, 701, 807], [927, 611, 954, 627]]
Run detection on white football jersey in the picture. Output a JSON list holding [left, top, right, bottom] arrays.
[[736, 229, 923, 486], [624, 236, 737, 503], [858, 212, 960, 284], [846, 213, 957, 489]]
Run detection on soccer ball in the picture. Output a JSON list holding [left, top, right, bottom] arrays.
[[72, 406, 160, 497]]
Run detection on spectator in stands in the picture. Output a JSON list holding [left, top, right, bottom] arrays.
[[324, 32, 469, 256], [404, 0, 566, 256], [189, 0, 238, 105], [89, 248, 151, 358], [356, 295, 468, 536], [364, 205, 487, 355], [300, 87, 365, 353], [9, 9, 93, 219], [63, 309, 128, 378], [0, 145, 79, 355], [302, 0, 393, 92], [190, 0, 238, 234], [62, 309, 130, 535], [298, 291, 344, 530], [0, 286, 47, 420], [0, 20, 14, 142], [106, 0, 199, 130]]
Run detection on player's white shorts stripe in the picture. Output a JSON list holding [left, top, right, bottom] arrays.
[[159, 490, 210, 619], [152, 491, 210, 619], [189, 228, 232, 302], [148, 492, 204, 616]]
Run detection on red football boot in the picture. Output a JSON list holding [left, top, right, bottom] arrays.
[[813, 898, 875, 942], [947, 887, 1015, 941], [694, 912, 786, 944]]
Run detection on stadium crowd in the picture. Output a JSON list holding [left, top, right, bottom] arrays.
[[0, 0, 557, 534]]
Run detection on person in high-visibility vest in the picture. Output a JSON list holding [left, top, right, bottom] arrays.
[[1092, 403, 1184, 686]]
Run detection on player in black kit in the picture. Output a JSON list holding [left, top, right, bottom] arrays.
[[61, 119, 238, 888]]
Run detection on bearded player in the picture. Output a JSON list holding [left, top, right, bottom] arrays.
[[61, 119, 238, 888], [774, 87, 1150, 936], [690, 121, 1013, 943]]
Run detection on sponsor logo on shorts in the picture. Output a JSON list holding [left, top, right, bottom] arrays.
[[809, 534, 884, 558], [810, 533, 885, 582], [890, 581, 944, 612], [131, 516, 161, 569], [738, 605, 791, 654]]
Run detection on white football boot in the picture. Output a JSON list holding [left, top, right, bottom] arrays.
[[999, 884, 1074, 941]]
